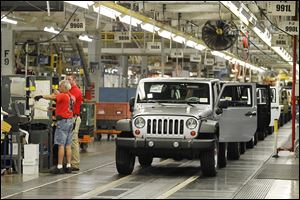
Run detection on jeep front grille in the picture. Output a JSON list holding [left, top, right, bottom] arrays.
[[146, 119, 184, 135]]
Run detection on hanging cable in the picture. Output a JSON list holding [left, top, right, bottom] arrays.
[[254, 1, 293, 36], [17, 7, 79, 46], [24, 1, 47, 12], [1, 5, 18, 19]]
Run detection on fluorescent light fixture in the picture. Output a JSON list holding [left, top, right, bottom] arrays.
[[1, 16, 18, 24], [79, 35, 92, 42], [158, 30, 175, 39], [172, 35, 186, 44], [220, 1, 249, 26], [141, 23, 160, 33], [64, 1, 94, 9], [272, 47, 292, 62], [44, 26, 59, 34], [211, 51, 227, 59], [186, 40, 198, 48], [119, 15, 142, 27], [252, 27, 272, 46], [93, 5, 121, 19], [195, 44, 206, 51]]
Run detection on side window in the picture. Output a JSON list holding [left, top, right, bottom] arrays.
[[212, 82, 219, 107], [271, 88, 276, 103], [220, 85, 252, 107], [257, 88, 267, 105]]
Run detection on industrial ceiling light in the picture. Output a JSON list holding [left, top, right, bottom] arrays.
[[44, 26, 59, 34], [272, 47, 292, 62], [172, 35, 186, 44], [158, 30, 175, 39], [79, 35, 92, 42], [185, 40, 197, 48], [94, 5, 122, 19], [64, 1, 94, 9], [195, 44, 206, 51], [141, 23, 160, 33], [220, 1, 249, 26], [119, 15, 142, 27], [1, 16, 18, 25]]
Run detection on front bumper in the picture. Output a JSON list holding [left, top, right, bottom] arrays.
[[116, 137, 215, 150]]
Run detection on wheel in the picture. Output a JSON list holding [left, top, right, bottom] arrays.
[[200, 137, 218, 177], [227, 142, 240, 160], [258, 131, 265, 141], [246, 137, 254, 149], [239, 142, 246, 154], [218, 142, 227, 168], [95, 134, 102, 141], [254, 132, 258, 145], [268, 127, 273, 135], [116, 146, 135, 175], [138, 156, 153, 167], [80, 143, 88, 151]]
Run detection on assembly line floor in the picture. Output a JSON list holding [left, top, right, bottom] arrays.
[[1, 121, 299, 199]]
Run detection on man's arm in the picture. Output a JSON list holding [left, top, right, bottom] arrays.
[[43, 94, 57, 101], [34, 93, 56, 101]]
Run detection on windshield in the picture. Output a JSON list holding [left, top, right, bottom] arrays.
[[137, 82, 210, 104]]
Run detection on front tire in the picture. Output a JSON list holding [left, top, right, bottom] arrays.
[[200, 137, 218, 177], [218, 142, 227, 168], [239, 142, 246, 154], [246, 137, 254, 149], [227, 142, 240, 160], [116, 147, 135, 175]]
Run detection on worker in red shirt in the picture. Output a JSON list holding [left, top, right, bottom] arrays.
[[34, 80, 75, 174], [66, 75, 83, 171]]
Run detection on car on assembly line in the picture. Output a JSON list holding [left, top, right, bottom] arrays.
[[115, 78, 267, 177]]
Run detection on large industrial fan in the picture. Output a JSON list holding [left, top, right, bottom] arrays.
[[202, 20, 238, 51]]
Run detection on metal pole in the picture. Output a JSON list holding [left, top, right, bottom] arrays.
[[291, 1, 298, 151], [273, 119, 279, 158]]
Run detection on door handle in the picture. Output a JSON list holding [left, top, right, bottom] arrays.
[[245, 111, 256, 116]]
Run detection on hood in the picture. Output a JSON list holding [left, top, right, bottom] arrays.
[[133, 104, 212, 119]]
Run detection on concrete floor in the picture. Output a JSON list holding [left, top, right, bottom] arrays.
[[1, 121, 299, 199]]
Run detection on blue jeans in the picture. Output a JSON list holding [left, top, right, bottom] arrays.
[[54, 118, 74, 146]]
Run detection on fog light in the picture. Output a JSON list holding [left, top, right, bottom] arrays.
[[190, 131, 196, 136], [173, 142, 179, 148], [135, 130, 140, 135], [148, 141, 154, 147]]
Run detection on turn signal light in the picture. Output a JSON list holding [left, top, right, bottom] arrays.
[[135, 130, 140, 135], [190, 131, 196, 136]]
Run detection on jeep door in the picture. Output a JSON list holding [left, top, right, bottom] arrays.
[[215, 83, 257, 142], [256, 84, 271, 133], [269, 86, 281, 127]]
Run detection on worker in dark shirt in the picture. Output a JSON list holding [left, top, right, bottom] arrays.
[[35, 80, 75, 174], [66, 75, 83, 171]]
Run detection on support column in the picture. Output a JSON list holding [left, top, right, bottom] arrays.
[[161, 38, 165, 77], [119, 55, 128, 87], [1, 29, 15, 75], [141, 56, 148, 78], [88, 30, 103, 102]]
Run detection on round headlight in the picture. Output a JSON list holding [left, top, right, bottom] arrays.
[[134, 117, 145, 128], [186, 118, 197, 129]]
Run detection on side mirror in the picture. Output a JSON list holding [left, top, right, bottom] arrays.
[[129, 97, 135, 112], [219, 100, 229, 109], [215, 107, 223, 115]]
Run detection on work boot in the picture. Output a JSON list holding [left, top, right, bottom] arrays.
[[50, 167, 64, 174]]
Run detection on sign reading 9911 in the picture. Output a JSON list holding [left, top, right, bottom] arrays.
[[267, 1, 296, 16], [65, 14, 85, 32], [279, 21, 299, 35]]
